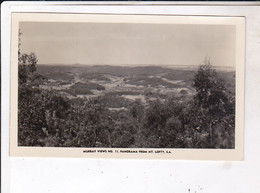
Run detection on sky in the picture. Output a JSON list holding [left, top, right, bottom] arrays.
[[20, 22, 236, 67]]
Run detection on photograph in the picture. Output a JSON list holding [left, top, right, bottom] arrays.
[[4, 3, 260, 193], [10, 13, 245, 159]]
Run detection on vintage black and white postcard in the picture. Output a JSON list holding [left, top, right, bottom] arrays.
[[10, 13, 245, 160]]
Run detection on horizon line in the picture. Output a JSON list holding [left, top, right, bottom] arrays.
[[37, 63, 235, 68]]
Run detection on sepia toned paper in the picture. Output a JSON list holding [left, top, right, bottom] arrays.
[[10, 13, 245, 160]]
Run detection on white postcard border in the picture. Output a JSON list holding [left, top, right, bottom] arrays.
[[10, 13, 245, 160]]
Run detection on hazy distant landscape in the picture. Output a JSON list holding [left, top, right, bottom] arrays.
[[36, 64, 234, 110], [37, 65, 194, 107]]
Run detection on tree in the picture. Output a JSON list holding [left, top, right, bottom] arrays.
[[18, 29, 48, 146], [18, 30, 38, 85], [192, 58, 233, 147]]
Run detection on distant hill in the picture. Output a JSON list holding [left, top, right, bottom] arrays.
[[37, 64, 175, 76], [37, 64, 235, 79]]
